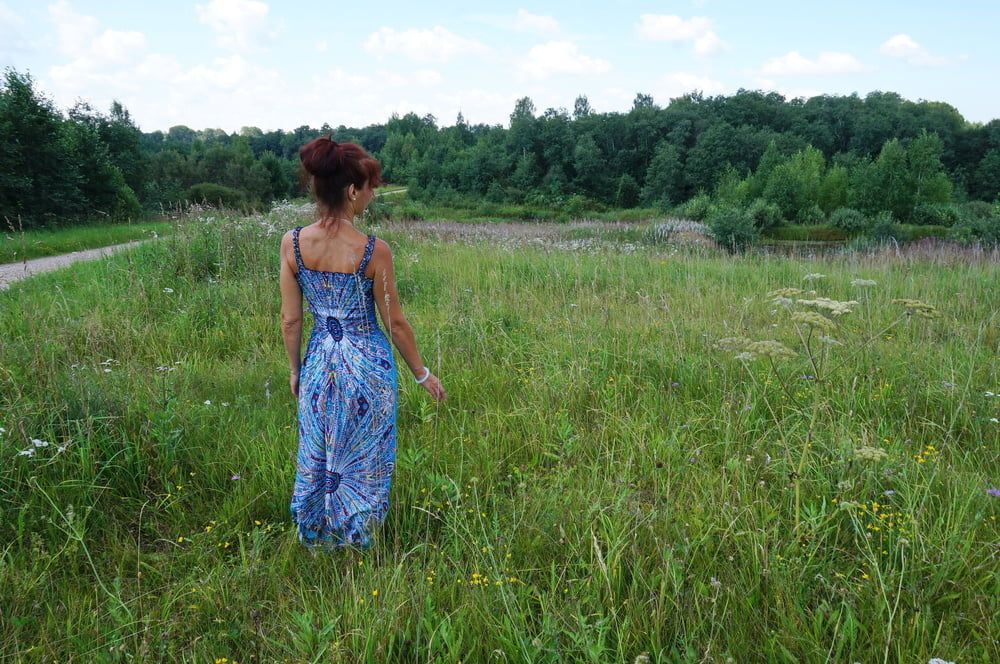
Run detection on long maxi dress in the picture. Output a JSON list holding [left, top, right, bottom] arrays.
[[288, 225, 398, 550]]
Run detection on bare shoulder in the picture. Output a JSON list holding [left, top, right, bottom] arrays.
[[371, 237, 393, 261]]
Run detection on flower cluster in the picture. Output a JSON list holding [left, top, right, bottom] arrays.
[[791, 310, 837, 333], [892, 298, 941, 320], [796, 297, 859, 316], [854, 446, 889, 462], [914, 443, 937, 464], [715, 337, 797, 361]]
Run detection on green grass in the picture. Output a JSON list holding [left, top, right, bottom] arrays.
[[1, 209, 998, 662], [1, 218, 176, 263]]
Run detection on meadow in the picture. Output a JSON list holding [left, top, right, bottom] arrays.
[[0, 205, 997, 663]]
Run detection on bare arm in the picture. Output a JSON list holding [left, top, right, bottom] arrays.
[[370, 239, 445, 401], [279, 231, 303, 373]]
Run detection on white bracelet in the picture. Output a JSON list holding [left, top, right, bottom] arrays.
[[415, 366, 431, 384]]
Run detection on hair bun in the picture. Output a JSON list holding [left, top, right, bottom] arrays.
[[300, 137, 342, 177]]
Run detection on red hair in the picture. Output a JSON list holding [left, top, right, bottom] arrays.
[[299, 137, 383, 212]]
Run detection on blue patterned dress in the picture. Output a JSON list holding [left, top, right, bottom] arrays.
[[288, 226, 398, 550]]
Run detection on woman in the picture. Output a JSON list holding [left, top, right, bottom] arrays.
[[279, 136, 446, 551]]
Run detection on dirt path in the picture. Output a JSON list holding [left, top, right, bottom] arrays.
[[0, 239, 152, 291]]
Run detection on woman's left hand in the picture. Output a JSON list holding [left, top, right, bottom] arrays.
[[290, 371, 300, 398]]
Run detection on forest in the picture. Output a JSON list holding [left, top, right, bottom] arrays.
[[2, 67, 999, 244]]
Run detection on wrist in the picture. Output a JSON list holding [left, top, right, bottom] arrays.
[[414, 366, 431, 384]]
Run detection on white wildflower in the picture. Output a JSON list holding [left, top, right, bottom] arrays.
[[850, 278, 877, 287], [854, 446, 889, 462], [18, 448, 35, 457], [802, 273, 826, 282], [791, 310, 836, 332], [163, 287, 174, 293], [31, 438, 49, 448], [0, 426, 6, 435], [797, 297, 859, 316], [103, 368, 112, 373], [204, 400, 212, 406], [990, 418, 999, 424]]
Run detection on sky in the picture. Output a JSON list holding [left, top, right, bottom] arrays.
[[1, 0, 996, 133]]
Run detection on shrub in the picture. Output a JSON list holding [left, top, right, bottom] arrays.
[[561, 194, 596, 219], [869, 211, 898, 240], [708, 207, 759, 253], [911, 202, 960, 227], [112, 184, 142, 221], [828, 207, 869, 233], [962, 200, 995, 220], [396, 202, 426, 221], [948, 213, 1000, 245], [186, 183, 247, 209], [746, 198, 784, 230], [678, 193, 713, 221], [796, 203, 825, 225]]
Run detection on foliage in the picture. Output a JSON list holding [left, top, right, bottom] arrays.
[[707, 206, 759, 253], [746, 198, 784, 230], [828, 207, 870, 233]]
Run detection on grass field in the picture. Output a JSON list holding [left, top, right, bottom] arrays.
[[1, 207, 997, 662], [1, 219, 176, 263]]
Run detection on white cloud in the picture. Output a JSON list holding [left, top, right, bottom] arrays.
[[655, 72, 726, 101], [48, 1, 146, 64], [195, 0, 274, 52], [0, 2, 31, 55], [636, 14, 726, 56], [512, 9, 560, 33], [761, 51, 870, 76], [517, 41, 611, 79], [363, 26, 489, 63], [879, 34, 961, 67], [315, 39, 328, 53]]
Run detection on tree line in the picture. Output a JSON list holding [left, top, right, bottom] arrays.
[[2, 66, 999, 236]]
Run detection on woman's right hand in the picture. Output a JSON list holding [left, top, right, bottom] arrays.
[[420, 373, 446, 402]]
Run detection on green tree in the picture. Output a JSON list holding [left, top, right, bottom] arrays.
[[641, 141, 684, 206]]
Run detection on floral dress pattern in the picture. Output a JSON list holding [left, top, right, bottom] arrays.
[[288, 226, 398, 550]]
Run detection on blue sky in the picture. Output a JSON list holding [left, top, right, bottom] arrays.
[[1, 0, 995, 132]]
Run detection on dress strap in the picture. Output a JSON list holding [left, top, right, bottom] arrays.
[[291, 226, 305, 271], [357, 235, 376, 275]]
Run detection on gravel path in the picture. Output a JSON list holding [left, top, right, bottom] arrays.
[[0, 239, 152, 291]]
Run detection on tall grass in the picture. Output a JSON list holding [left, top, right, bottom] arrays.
[[0, 208, 997, 662], [1, 219, 175, 263]]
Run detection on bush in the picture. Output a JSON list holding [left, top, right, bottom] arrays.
[[911, 202, 960, 227], [186, 183, 247, 208], [828, 207, 869, 233], [708, 207, 759, 253], [561, 194, 596, 219], [678, 193, 713, 222], [746, 198, 784, 230], [112, 184, 142, 221], [948, 213, 1000, 245], [796, 203, 825, 225], [962, 200, 995, 220], [869, 211, 898, 240], [396, 202, 426, 221]]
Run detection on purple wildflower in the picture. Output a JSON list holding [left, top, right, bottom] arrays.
[[987, 487, 1000, 498], [231, 473, 241, 481]]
